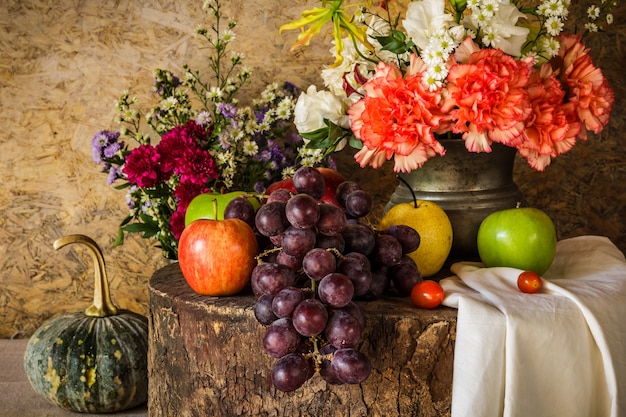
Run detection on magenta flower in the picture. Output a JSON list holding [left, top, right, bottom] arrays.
[[176, 146, 219, 185], [122, 144, 162, 188]]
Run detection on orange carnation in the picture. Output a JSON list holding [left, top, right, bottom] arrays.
[[518, 63, 580, 171], [447, 48, 532, 153], [553, 34, 614, 141], [349, 55, 454, 172]]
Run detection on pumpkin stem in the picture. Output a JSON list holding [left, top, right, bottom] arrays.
[[53, 234, 119, 317]]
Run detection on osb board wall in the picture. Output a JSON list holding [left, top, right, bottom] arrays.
[[0, 0, 624, 338]]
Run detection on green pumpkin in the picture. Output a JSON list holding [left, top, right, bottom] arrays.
[[24, 235, 149, 413]]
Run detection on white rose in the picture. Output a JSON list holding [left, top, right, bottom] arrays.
[[293, 85, 350, 134], [403, 0, 455, 51]]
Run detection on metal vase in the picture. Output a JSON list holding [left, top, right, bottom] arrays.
[[384, 139, 523, 260]]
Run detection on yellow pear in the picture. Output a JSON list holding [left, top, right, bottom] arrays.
[[379, 200, 453, 277]]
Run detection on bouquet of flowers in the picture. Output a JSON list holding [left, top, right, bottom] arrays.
[[92, 0, 330, 259], [282, 0, 616, 173]]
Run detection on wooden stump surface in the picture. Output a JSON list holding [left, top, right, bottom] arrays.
[[148, 263, 457, 417]]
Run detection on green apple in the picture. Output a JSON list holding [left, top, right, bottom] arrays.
[[477, 207, 557, 275], [184, 191, 261, 226]]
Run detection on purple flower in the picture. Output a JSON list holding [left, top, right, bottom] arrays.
[[217, 102, 237, 118], [126, 186, 138, 209], [255, 107, 269, 123], [103, 141, 122, 158], [254, 181, 265, 194], [107, 165, 123, 185], [218, 132, 232, 150], [270, 146, 286, 164], [91, 130, 121, 163], [141, 200, 154, 215], [282, 81, 299, 96], [256, 149, 272, 162]]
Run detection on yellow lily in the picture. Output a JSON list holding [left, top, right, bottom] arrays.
[[280, 0, 374, 67]]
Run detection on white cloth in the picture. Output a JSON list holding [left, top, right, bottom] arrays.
[[441, 236, 626, 417]]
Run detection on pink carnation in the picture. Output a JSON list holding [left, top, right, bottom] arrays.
[[123, 144, 162, 188], [447, 48, 532, 153], [553, 34, 614, 141], [349, 55, 454, 172]]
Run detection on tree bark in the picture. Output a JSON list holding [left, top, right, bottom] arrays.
[[148, 263, 457, 417]]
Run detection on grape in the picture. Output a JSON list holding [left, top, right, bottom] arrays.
[[302, 248, 336, 281], [381, 225, 420, 254], [317, 203, 347, 236], [344, 190, 372, 218], [336, 181, 361, 207], [263, 318, 302, 358], [397, 254, 418, 268], [281, 226, 316, 258], [390, 262, 423, 296], [371, 234, 403, 267], [285, 193, 320, 229], [267, 188, 293, 203], [315, 233, 345, 252], [269, 234, 283, 246], [359, 265, 389, 301], [340, 301, 366, 331], [252, 174, 387, 390], [292, 166, 325, 199], [292, 299, 328, 337], [276, 250, 303, 272], [254, 294, 277, 325], [341, 223, 376, 255], [255, 201, 289, 237], [272, 287, 305, 318], [318, 273, 354, 308], [318, 344, 339, 384], [224, 196, 257, 227], [336, 253, 372, 297], [331, 348, 371, 384], [251, 262, 296, 296], [271, 353, 311, 392], [325, 310, 362, 349], [320, 358, 344, 385]]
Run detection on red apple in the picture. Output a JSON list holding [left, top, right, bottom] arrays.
[[265, 167, 346, 206], [178, 218, 259, 296], [265, 177, 296, 195]]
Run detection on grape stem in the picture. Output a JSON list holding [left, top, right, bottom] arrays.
[[254, 246, 283, 263], [396, 175, 418, 209], [326, 247, 344, 261]]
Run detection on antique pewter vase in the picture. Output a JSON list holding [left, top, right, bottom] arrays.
[[385, 139, 524, 259]]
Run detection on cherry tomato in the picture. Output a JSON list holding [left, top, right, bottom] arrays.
[[517, 270, 543, 294], [410, 280, 444, 309]]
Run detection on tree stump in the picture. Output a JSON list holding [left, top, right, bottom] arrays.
[[148, 263, 457, 417]]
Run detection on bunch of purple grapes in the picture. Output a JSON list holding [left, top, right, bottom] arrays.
[[250, 166, 421, 392]]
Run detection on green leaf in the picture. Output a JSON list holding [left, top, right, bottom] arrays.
[[119, 215, 133, 227], [113, 226, 125, 247], [300, 126, 331, 141], [113, 182, 131, 191], [375, 30, 411, 54], [349, 135, 363, 150], [328, 121, 347, 140]]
